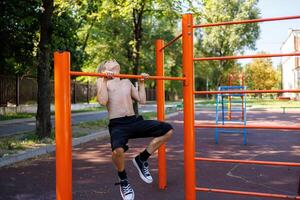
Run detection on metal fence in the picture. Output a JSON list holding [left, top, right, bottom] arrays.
[[0, 75, 97, 106], [0, 75, 178, 107]]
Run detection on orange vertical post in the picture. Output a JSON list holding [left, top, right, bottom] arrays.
[[182, 14, 196, 200], [54, 51, 72, 200], [156, 39, 167, 189]]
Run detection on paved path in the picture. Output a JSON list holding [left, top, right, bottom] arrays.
[[0, 111, 107, 137], [0, 104, 161, 137], [0, 111, 299, 200]]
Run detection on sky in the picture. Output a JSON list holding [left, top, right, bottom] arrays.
[[240, 0, 300, 67]]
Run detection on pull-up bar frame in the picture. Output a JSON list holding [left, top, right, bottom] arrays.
[[54, 38, 187, 199], [54, 12, 300, 200], [183, 12, 300, 200]]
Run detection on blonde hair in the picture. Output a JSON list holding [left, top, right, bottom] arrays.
[[96, 61, 106, 73]]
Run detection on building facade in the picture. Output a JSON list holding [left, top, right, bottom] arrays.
[[281, 29, 300, 99]]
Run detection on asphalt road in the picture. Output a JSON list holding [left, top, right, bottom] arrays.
[[0, 104, 158, 137]]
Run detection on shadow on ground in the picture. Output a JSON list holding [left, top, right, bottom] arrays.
[[0, 111, 299, 200]]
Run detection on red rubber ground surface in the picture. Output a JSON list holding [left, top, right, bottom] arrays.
[[0, 109, 299, 200]]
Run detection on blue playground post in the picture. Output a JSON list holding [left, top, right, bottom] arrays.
[[215, 86, 247, 144]]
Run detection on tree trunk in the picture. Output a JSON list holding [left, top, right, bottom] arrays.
[[36, 0, 54, 138], [132, 4, 145, 115], [81, 16, 97, 53]]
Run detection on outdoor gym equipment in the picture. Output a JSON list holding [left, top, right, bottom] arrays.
[[193, 13, 300, 200], [54, 13, 300, 200], [215, 85, 247, 144], [54, 39, 188, 200]]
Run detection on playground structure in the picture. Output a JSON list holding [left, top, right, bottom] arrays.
[[227, 73, 245, 120], [54, 14, 300, 200], [215, 73, 247, 144], [215, 85, 247, 144]]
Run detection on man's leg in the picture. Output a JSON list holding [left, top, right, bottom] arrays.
[[133, 129, 173, 183], [112, 147, 125, 172], [146, 129, 173, 154], [112, 147, 134, 200]]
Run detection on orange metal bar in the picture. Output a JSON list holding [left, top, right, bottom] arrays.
[[54, 51, 72, 200], [195, 157, 300, 167], [182, 13, 196, 200], [196, 187, 300, 199], [156, 39, 167, 189], [159, 34, 182, 51], [193, 15, 300, 28], [194, 52, 300, 61], [195, 89, 300, 95], [70, 71, 186, 81], [195, 124, 300, 130]]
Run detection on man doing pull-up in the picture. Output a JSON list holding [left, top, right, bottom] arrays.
[[96, 60, 173, 200]]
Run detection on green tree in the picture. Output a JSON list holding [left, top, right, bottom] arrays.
[[0, 0, 86, 77], [276, 63, 282, 89], [36, 0, 54, 138], [0, 0, 40, 75], [77, 0, 184, 107], [51, 2, 87, 71], [189, 0, 260, 89], [36, 0, 88, 138], [245, 57, 279, 91]]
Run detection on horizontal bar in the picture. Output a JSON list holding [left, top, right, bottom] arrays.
[[195, 89, 300, 95], [196, 187, 300, 199], [220, 94, 246, 97], [222, 100, 244, 103], [195, 124, 300, 130], [193, 15, 300, 28], [195, 157, 300, 167], [69, 71, 186, 81], [223, 108, 243, 111], [219, 86, 246, 89], [220, 121, 244, 123], [194, 52, 300, 61], [218, 130, 244, 133], [160, 34, 182, 51]]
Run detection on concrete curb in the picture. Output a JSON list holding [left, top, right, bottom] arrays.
[[0, 117, 36, 126], [0, 112, 178, 168]]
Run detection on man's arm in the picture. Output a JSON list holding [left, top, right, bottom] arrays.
[[130, 73, 148, 104], [96, 71, 114, 106], [138, 79, 146, 104], [96, 78, 109, 106]]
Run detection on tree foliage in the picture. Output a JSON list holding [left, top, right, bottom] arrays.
[[1, 0, 266, 137], [0, 0, 40, 75], [245, 57, 279, 91], [189, 0, 260, 89], [77, 0, 184, 92]]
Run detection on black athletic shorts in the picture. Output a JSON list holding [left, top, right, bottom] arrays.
[[108, 115, 173, 152]]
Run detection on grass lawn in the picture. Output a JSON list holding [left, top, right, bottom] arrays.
[[0, 106, 106, 121], [0, 111, 158, 158], [0, 113, 36, 121]]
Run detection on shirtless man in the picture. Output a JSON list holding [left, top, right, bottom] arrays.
[[96, 60, 173, 200]]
